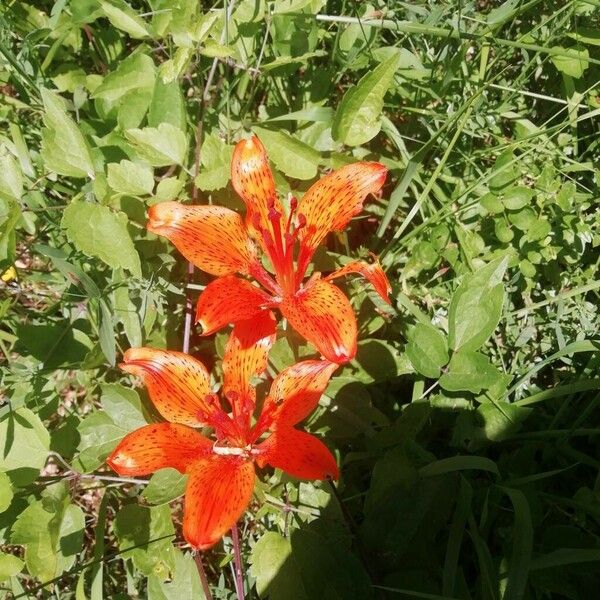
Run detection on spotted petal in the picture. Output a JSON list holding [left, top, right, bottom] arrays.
[[256, 427, 338, 481], [280, 278, 357, 364], [231, 136, 283, 243], [120, 347, 219, 427], [257, 360, 338, 433], [222, 311, 277, 417], [195, 276, 273, 335], [296, 162, 387, 277], [147, 202, 255, 276], [325, 258, 392, 304], [183, 456, 255, 550], [107, 423, 212, 476]]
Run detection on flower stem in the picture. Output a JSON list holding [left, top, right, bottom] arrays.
[[230, 524, 245, 600], [193, 552, 214, 600]]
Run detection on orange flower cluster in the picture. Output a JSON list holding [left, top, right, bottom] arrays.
[[108, 136, 388, 550]]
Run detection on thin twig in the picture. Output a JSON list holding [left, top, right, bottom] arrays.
[[230, 523, 245, 600]]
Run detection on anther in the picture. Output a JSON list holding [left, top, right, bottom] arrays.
[[296, 213, 307, 229]]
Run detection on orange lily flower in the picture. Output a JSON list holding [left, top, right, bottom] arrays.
[[107, 312, 338, 550], [147, 135, 391, 364]]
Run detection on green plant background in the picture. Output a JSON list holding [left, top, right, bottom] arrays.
[[1, 0, 599, 598]]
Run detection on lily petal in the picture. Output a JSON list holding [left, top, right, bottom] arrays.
[[296, 162, 387, 275], [256, 427, 338, 481], [120, 347, 220, 427], [195, 276, 273, 335], [107, 423, 212, 476], [325, 258, 392, 304], [222, 311, 277, 415], [231, 136, 282, 240], [183, 456, 255, 550], [280, 278, 357, 364], [147, 202, 255, 276], [258, 360, 338, 432]]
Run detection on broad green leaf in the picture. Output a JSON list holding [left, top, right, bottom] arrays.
[[200, 40, 235, 58], [40, 88, 95, 178], [114, 504, 175, 578], [11, 483, 83, 582], [100, 383, 146, 431], [0, 147, 23, 202], [551, 46, 589, 78], [159, 47, 192, 83], [92, 53, 156, 104], [474, 403, 532, 442], [0, 552, 24, 582], [142, 468, 188, 505], [332, 52, 399, 146], [155, 177, 184, 202], [148, 78, 186, 131], [405, 323, 449, 379], [250, 529, 372, 599], [0, 472, 13, 513], [439, 350, 500, 394], [62, 200, 142, 277], [126, 123, 188, 167], [107, 160, 155, 196], [254, 127, 320, 180], [448, 256, 508, 352], [74, 384, 146, 472], [147, 550, 202, 600], [194, 133, 234, 191], [501, 186, 534, 210], [0, 408, 50, 487], [100, 0, 151, 39], [15, 322, 94, 369]]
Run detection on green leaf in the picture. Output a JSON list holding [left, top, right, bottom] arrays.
[[254, 128, 320, 180], [405, 323, 449, 379], [0, 472, 13, 513], [114, 504, 175, 577], [448, 256, 508, 352], [0, 197, 20, 268], [250, 529, 372, 599], [98, 298, 116, 366], [0, 146, 23, 202], [0, 408, 50, 487], [148, 78, 186, 131], [126, 123, 188, 167], [419, 456, 499, 478], [154, 177, 184, 202], [113, 270, 143, 347], [100, 0, 151, 39], [439, 350, 500, 394], [147, 549, 202, 599], [107, 160, 154, 196], [551, 46, 589, 78], [142, 468, 188, 506], [62, 200, 142, 277], [92, 53, 156, 104], [11, 483, 84, 582], [332, 52, 399, 146], [500, 487, 533, 600], [501, 186, 534, 210], [0, 552, 24, 582], [40, 88, 95, 178], [74, 384, 146, 472], [194, 132, 234, 191]]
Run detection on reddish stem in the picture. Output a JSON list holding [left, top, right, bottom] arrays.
[[231, 524, 245, 600], [193, 552, 214, 600]]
